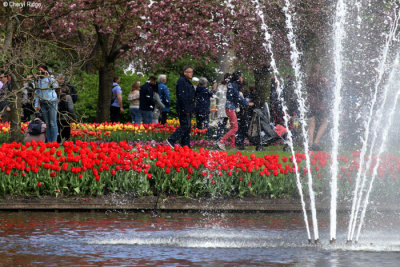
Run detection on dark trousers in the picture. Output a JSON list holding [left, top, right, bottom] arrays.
[[216, 117, 228, 141], [160, 112, 168, 125], [196, 113, 210, 138], [22, 104, 35, 122], [168, 112, 191, 148], [110, 106, 121, 122], [236, 116, 249, 146], [57, 119, 71, 143]]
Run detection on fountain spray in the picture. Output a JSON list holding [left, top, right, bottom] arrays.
[[282, 0, 319, 243], [330, 0, 347, 243], [355, 54, 400, 242], [348, 6, 400, 242], [251, 0, 313, 243]]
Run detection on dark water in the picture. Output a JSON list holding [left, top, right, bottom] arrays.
[[1, 211, 400, 266]]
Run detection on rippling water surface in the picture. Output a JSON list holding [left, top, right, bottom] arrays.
[[0, 211, 400, 266]]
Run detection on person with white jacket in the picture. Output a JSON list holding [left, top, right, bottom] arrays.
[[215, 73, 230, 140]]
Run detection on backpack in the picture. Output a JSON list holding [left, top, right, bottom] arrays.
[[111, 84, 118, 106], [28, 118, 44, 135]]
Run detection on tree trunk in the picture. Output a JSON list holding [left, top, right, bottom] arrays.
[[8, 72, 23, 142], [96, 63, 114, 122], [253, 65, 271, 109], [217, 47, 235, 83]]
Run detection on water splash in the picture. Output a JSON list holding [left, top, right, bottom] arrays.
[[330, 0, 347, 243], [251, 0, 312, 242], [282, 0, 319, 242], [355, 54, 400, 242], [348, 6, 400, 242]]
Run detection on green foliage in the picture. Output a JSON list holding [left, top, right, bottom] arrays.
[[73, 71, 99, 122]]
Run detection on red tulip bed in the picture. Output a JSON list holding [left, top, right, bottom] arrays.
[[0, 139, 399, 199]]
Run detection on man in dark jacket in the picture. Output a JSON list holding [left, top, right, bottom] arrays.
[[139, 76, 156, 124], [166, 66, 195, 148]]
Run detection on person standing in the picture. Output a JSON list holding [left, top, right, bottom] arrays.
[[0, 71, 11, 122], [158, 74, 170, 124], [215, 73, 230, 140], [307, 72, 329, 151], [166, 66, 195, 148], [34, 64, 59, 142], [195, 77, 216, 138], [110, 76, 123, 123], [128, 81, 141, 124], [57, 74, 78, 104], [21, 75, 35, 122], [216, 71, 253, 151], [236, 82, 252, 150], [57, 86, 76, 143], [152, 84, 165, 124], [139, 76, 156, 124]]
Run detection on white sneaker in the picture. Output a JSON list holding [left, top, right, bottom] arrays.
[[166, 139, 174, 148], [216, 141, 226, 151]]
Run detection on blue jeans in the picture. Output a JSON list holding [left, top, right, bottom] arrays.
[[141, 110, 153, 124], [129, 108, 141, 124], [41, 102, 58, 142]]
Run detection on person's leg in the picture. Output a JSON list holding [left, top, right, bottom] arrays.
[[216, 118, 224, 140], [236, 121, 245, 147], [143, 111, 153, 124], [181, 113, 192, 148], [48, 103, 58, 142], [314, 116, 328, 146], [41, 103, 50, 142], [196, 113, 202, 129], [168, 112, 188, 146], [216, 117, 227, 140], [110, 106, 120, 122], [136, 109, 142, 124], [221, 108, 238, 148], [60, 120, 71, 141], [129, 108, 135, 123], [57, 117, 62, 143], [160, 112, 168, 124], [308, 116, 316, 146], [204, 115, 211, 139], [110, 106, 115, 122], [141, 110, 148, 124]]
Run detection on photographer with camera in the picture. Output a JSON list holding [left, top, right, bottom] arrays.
[[0, 71, 11, 122], [34, 64, 59, 143]]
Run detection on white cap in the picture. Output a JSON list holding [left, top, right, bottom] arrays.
[[192, 77, 199, 82]]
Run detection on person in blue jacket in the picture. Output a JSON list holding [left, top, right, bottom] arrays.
[[158, 74, 170, 124], [34, 64, 59, 142], [166, 66, 195, 148], [195, 77, 216, 138], [216, 71, 253, 151]]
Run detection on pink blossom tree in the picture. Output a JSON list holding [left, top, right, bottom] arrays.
[[44, 0, 233, 121]]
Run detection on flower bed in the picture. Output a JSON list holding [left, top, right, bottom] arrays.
[[0, 121, 210, 144], [0, 140, 399, 199]]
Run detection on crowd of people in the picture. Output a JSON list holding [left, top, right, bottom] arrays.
[[0, 63, 328, 151], [165, 66, 257, 151], [0, 64, 78, 144]]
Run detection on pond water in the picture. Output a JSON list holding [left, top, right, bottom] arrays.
[[0, 211, 399, 266]]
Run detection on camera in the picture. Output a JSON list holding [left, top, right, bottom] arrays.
[[38, 71, 46, 77]]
